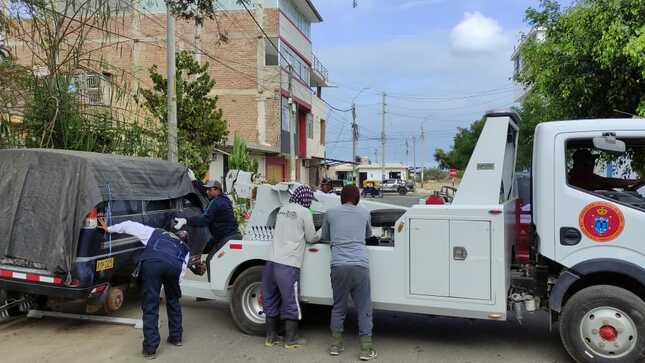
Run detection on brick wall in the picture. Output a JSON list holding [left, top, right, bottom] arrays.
[[7, 8, 283, 151]]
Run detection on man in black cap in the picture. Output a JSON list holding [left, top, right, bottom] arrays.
[[320, 177, 334, 194], [174, 180, 240, 279]]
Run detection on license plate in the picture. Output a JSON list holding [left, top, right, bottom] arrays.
[[96, 257, 114, 272]]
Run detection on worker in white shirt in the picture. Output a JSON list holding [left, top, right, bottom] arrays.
[[262, 185, 321, 349], [98, 218, 190, 360]]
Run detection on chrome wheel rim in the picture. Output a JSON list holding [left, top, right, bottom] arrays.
[[242, 282, 265, 325], [579, 306, 638, 359]]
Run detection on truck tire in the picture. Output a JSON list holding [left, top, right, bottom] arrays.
[[230, 265, 265, 336], [560, 285, 645, 363], [370, 209, 406, 227], [398, 187, 407, 195]]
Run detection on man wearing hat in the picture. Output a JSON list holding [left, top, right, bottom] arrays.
[[174, 180, 240, 279], [320, 177, 334, 194]]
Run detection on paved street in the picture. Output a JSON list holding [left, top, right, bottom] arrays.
[[0, 297, 571, 363]]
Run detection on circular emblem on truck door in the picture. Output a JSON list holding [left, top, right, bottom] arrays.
[[579, 202, 625, 242]]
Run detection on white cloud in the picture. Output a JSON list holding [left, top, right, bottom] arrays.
[[450, 12, 510, 55], [399, 0, 446, 10]]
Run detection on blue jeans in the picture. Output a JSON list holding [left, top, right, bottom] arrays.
[[262, 261, 301, 320], [330, 265, 373, 337], [141, 259, 182, 352]]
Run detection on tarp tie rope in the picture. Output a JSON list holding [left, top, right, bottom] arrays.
[[106, 183, 113, 255]]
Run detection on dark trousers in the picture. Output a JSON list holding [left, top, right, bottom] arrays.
[[330, 265, 373, 337], [141, 260, 183, 352], [205, 232, 243, 281], [262, 261, 301, 320]]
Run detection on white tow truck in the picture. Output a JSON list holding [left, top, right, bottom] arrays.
[[181, 111, 645, 363]]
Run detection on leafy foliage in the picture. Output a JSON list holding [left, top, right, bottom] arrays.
[[515, 0, 645, 168], [140, 50, 228, 178], [433, 119, 485, 170], [230, 133, 259, 174]]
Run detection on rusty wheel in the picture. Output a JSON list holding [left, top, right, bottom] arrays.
[[103, 287, 124, 314]]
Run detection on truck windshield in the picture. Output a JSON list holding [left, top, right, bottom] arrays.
[[566, 138, 645, 211]]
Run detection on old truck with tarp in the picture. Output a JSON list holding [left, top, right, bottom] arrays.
[[0, 149, 208, 316]]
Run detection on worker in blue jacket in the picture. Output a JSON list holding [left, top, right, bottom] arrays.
[[174, 180, 240, 279], [98, 218, 190, 360]]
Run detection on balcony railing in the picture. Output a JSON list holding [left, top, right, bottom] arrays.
[[312, 54, 328, 83]]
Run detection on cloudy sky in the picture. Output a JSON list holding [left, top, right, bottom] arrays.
[[310, 0, 567, 167]]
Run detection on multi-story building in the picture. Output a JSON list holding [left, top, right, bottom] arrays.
[[511, 27, 545, 103], [6, 0, 330, 184]]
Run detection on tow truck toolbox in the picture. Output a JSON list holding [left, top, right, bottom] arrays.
[[0, 149, 208, 315]]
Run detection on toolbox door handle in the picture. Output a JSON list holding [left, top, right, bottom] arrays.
[[453, 246, 468, 261]]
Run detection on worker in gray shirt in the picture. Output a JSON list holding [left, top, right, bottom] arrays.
[[320, 185, 376, 361]]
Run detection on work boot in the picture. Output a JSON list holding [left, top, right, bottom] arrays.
[[328, 331, 344, 356], [142, 349, 157, 360], [359, 336, 377, 361], [167, 336, 183, 347], [264, 316, 282, 347], [284, 319, 306, 349]]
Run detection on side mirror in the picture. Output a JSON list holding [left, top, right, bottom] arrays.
[[593, 133, 626, 154]]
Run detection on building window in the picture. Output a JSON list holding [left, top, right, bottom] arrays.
[[320, 119, 325, 145], [265, 37, 279, 66], [280, 0, 311, 38], [73, 72, 112, 106], [307, 113, 313, 139], [281, 96, 290, 131], [279, 41, 311, 85]]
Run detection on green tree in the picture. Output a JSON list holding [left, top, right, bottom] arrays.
[[434, 119, 485, 170], [140, 50, 228, 178], [515, 0, 645, 168], [230, 133, 259, 174]]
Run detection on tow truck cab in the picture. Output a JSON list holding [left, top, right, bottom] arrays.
[[527, 119, 645, 362]]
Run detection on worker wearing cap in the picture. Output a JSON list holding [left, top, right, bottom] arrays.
[[174, 180, 240, 279], [262, 185, 321, 349], [569, 149, 644, 191], [98, 218, 190, 360], [320, 177, 334, 194]]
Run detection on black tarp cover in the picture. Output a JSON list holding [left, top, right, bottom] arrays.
[[0, 149, 195, 273]]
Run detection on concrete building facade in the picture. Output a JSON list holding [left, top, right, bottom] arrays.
[[511, 27, 545, 103]]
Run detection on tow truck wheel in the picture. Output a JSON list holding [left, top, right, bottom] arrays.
[[560, 285, 645, 362], [230, 266, 265, 336], [398, 187, 407, 195]]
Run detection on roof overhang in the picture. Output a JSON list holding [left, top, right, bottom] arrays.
[[294, 0, 323, 23]]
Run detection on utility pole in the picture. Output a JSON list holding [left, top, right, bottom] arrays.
[[420, 125, 425, 187], [166, 4, 178, 162], [288, 65, 296, 182], [381, 92, 386, 182], [412, 136, 417, 183], [352, 103, 358, 185]]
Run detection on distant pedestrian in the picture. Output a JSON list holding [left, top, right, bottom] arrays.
[[321, 185, 376, 361], [262, 185, 321, 349]]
